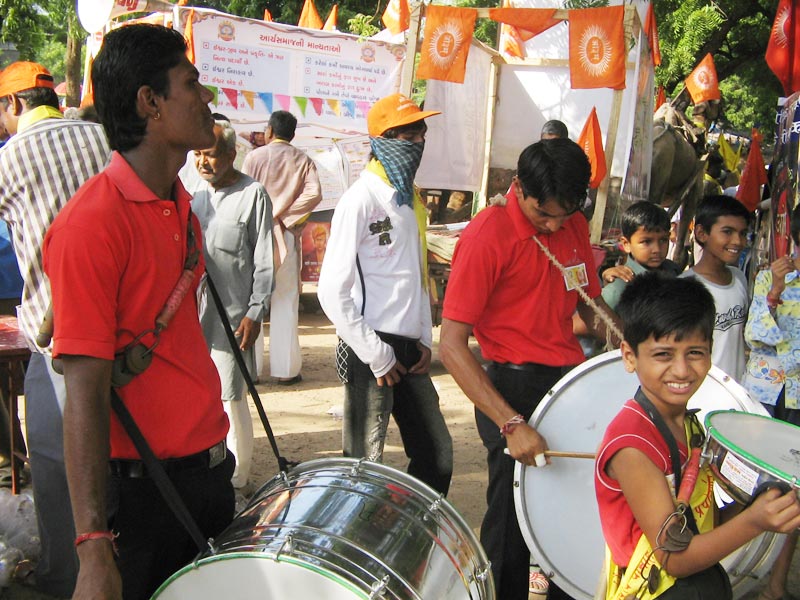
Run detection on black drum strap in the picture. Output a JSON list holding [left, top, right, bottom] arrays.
[[633, 388, 699, 532]]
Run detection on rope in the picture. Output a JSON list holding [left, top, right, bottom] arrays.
[[530, 234, 623, 349]]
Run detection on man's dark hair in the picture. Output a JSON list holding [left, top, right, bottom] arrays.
[[621, 201, 671, 239], [92, 24, 187, 152], [540, 119, 568, 139], [694, 194, 752, 246], [211, 112, 230, 122], [382, 120, 427, 140], [516, 138, 589, 213], [618, 271, 715, 353], [268, 110, 297, 140], [0, 86, 60, 111]]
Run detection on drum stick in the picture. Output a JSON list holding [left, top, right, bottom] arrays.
[[503, 448, 595, 459]]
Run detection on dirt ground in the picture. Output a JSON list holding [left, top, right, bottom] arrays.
[[4, 291, 798, 599]]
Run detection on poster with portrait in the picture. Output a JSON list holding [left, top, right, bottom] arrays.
[[301, 221, 331, 283]]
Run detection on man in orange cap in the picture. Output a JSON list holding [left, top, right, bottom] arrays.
[[0, 61, 110, 596], [318, 93, 452, 494]]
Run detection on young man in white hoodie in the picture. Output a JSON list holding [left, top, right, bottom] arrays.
[[317, 94, 452, 495]]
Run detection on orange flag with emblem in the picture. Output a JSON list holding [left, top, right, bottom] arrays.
[[382, 0, 410, 35], [736, 129, 767, 212], [577, 107, 607, 189], [645, 2, 661, 66], [766, 0, 800, 96], [417, 5, 476, 84], [568, 6, 626, 90], [298, 0, 324, 29], [685, 53, 720, 103], [324, 5, 338, 31]]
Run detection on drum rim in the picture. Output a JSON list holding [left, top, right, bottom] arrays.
[[151, 552, 371, 599], [705, 410, 800, 485]]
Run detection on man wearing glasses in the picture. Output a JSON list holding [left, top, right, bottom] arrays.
[[439, 138, 620, 600]]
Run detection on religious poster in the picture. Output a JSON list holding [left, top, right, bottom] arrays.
[[301, 221, 331, 283]]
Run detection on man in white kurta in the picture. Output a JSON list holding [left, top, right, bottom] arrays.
[[193, 120, 273, 488], [242, 110, 321, 384]]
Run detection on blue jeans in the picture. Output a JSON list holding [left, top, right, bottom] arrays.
[[24, 352, 78, 597], [342, 338, 452, 495]]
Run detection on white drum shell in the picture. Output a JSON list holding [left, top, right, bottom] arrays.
[[153, 458, 493, 600], [513, 350, 781, 600]]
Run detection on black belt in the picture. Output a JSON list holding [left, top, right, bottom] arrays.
[[490, 361, 563, 374], [109, 440, 226, 479]]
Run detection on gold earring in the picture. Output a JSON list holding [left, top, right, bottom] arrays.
[[153, 111, 161, 121]]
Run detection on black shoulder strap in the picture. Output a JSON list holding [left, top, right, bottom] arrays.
[[110, 389, 211, 553], [356, 255, 366, 316]]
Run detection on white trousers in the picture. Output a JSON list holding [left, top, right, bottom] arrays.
[[223, 397, 253, 489], [270, 230, 302, 378]]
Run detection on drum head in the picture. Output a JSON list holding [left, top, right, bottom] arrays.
[[513, 351, 769, 600]]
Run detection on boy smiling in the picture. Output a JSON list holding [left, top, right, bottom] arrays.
[[680, 194, 751, 381]]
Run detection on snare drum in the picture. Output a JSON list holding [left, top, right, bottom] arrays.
[[152, 458, 494, 600], [513, 350, 779, 600], [705, 410, 800, 505]]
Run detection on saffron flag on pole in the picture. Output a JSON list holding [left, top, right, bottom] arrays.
[[655, 86, 666, 111], [644, 2, 661, 66], [717, 134, 741, 174], [263, 9, 273, 21], [736, 129, 767, 212], [488, 7, 559, 41], [298, 0, 324, 30], [184, 9, 195, 64], [497, 0, 526, 59], [766, 0, 800, 96], [382, 0, 410, 35], [685, 53, 720, 103], [568, 5, 626, 90], [417, 5, 476, 84], [577, 107, 607, 189], [324, 5, 338, 31]]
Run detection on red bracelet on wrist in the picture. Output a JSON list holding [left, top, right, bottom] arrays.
[[75, 531, 118, 554], [766, 293, 783, 308], [500, 414, 526, 437]]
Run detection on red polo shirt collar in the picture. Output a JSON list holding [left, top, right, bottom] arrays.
[[106, 151, 191, 205]]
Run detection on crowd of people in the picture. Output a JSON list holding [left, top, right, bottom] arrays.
[[0, 20, 799, 600]]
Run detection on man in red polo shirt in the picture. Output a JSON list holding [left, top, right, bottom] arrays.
[[439, 138, 621, 600], [43, 25, 233, 600]]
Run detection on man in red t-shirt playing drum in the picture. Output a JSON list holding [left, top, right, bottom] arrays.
[[440, 138, 621, 600]]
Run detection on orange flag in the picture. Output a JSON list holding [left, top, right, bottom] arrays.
[[263, 9, 273, 21], [324, 5, 338, 30], [644, 2, 661, 66], [298, 0, 324, 29], [488, 8, 559, 42], [382, 0, 410, 35], [417, 5, 476, 84], [568, 6, 626, 90], [497, 0, 525, 59], [736, 129, 768, 212], [766, 0, 800, 96], [685, 53, 720, 103], [184, 9, 195, 64], [577, 107, 607, 189], [655, 86, 666, 111]]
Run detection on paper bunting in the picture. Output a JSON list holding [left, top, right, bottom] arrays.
[[276, 94, 291, 111], [295, 96, 308, 116], [310, 97, 325, 115], [257, 92, 273, 113], [221, 87, 238, 109], [326, 99, 341, 116], [242, 90, 256, 111]]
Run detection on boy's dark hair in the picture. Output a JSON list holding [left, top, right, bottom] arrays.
[[694, 194, 752, 245], [92, 24, 187, 152], [268, 110, 297, 140], [540, 119, 568, 139], [620, 201, 671, 239], [516, 138, 590, 213], [790, 204, 800, 246], [618, 271, 715, 353], [382, 119, 427, 140], [0, 87, 59, 111]]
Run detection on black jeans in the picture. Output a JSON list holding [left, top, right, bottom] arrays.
[[107, 451, 235, 600], [477, 362, 576, 600]]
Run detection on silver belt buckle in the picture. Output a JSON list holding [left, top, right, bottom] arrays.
[[208, 441, 226, 469]]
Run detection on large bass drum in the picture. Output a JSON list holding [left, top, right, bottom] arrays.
[[153, 458, 494, 599], [513, 350, 781, 600]]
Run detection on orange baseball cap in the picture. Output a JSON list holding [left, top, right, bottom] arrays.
[[367, 93, 440, 137], [0, 62, 55, 97]]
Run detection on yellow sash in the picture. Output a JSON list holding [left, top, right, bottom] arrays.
[[603, 465, 716, 599]]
